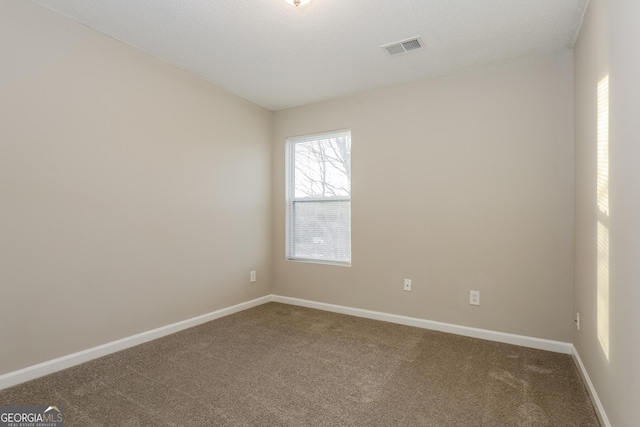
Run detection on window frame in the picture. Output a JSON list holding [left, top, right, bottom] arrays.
[[285, 129, 352, 266]]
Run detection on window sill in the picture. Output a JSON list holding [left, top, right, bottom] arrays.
[[286, 257, 351, 267]]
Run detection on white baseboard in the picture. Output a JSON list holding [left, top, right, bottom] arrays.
[[271, 295, 573, 354], [571, 346, 611, 427], [0, 293, 576, 391], [0, 295, 272, 391]]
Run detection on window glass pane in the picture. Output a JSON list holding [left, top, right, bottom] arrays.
[[287, 130, 351, 265], [294, 136, 351, 198], [291, 200, 351, 262]]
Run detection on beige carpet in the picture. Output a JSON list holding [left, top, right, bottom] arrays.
[[0, 302, 599, 426]]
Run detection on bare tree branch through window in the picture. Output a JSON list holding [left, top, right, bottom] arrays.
[[287, 131, 352, 264]]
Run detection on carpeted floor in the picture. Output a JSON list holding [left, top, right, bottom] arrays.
[[0, 302, 600, 426]]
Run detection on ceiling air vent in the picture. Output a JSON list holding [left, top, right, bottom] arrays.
[[381, 36, 424, 56]]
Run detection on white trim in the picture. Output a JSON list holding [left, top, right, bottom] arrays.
[[0, 294, 578, 392], [271, 295, 573, 354], [571, 346, 611, 427], [285, 129, 352, 266], [0, 295, 272, 390], [291, 196, 351, 203]]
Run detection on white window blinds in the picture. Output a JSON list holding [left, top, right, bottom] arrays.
[[287, 130, 351, 265]]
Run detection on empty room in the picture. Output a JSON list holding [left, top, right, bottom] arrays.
[[0, 0, 638, 426]]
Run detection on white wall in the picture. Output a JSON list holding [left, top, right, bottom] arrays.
[[0, 1, 272, 375], [574, 0, 640, 425], [273, 52, 575, 342]]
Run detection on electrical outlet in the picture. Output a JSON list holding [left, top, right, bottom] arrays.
[[250, 270, 256, 283], [469, 290, 480, 306], [576, 312, 580, 330], [403, 279, 412, 291]]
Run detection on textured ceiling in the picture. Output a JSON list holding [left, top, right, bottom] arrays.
[[32, 0, 589, 110]]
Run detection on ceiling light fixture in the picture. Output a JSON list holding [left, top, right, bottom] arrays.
[[284, 0, 311, 6]]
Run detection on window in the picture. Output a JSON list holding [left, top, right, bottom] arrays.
[[286, 130, 351, 265]]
